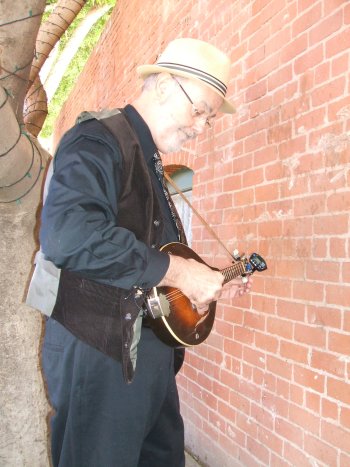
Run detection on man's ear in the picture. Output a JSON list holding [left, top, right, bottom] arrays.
[[155, 72, 175, 104]]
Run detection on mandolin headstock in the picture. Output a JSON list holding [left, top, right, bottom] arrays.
[[245, 253, 267, 273]]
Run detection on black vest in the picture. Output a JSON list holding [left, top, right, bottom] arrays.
[[52, 110, 164, 383]]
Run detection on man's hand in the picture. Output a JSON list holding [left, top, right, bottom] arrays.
[[158, 255, 252, 313], [224, 275, 253, 298], [157, 255, 223, 312]]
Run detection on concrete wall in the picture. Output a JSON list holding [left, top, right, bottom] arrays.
[[53, 1, 350, 465]]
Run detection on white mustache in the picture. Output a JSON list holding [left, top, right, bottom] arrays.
[[183, 129, 198, 139]]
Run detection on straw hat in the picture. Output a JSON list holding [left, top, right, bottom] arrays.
[[137, 38, 235, 114]]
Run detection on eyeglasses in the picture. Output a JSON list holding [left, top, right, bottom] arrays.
[[173, 78, 214, 129]]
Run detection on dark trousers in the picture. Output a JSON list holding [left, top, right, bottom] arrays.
[[42, 319, 185, 467]]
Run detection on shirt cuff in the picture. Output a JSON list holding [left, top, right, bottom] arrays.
[[137, 248, 170, 289]]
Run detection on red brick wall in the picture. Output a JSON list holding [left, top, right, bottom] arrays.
[[54, 1, 350, 465]]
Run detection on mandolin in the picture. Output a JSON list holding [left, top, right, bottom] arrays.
[[146, 242, 267, 347]]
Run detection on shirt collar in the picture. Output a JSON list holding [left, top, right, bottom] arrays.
[[123, 104, 158, 163]]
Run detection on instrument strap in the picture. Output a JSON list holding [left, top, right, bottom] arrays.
[[164, 172, 235, 261]]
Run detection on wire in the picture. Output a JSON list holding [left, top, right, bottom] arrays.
[[0, 136, 44, 204], [0, 12, 43, 28]]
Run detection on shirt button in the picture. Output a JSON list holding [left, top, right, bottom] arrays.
[[153, 219, 160, 227]]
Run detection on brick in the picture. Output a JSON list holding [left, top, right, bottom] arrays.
[[234, 325, 254, 345], [276, 299, 305, 321], [283, 217, 313, 237], [220, 424, 245, 451], [265, 161, 285, 181], [245, 80, 267, 103], [294, 44, 324, 75], [220, 367, 238, 392], [275, 377, 290, 400], [255, 331, 279, 353], [307, 305, 341, 328], [275, 258, 305, 279], [266, 355, 292, 379], [304, 433, 338, 466], [290, 383, 304, 405], [251, 402, 275, 431], [346, 2, 350, 23], [340, 407, 350, 429], [312, 349, 345, 377], [280, 340, 308, 364], [315, 61, 331, 86], [344, 310, 350, 332], [236, 412, 258, 438], [289, 404, 320, 435], [255, 183, 279, 202], [326, 28, 350, 58], [340, 453, 350, 467], [311, 76, 346, 107], [305, 391, 321, 413], [215, 320, 234, 340], [294, 194, 326, 217], [243, 346, 266, 369], [280, 33, 308, 63], [265, 278, 292, 298], [330, 237, 347, 259], [258, 221, 284, 238], [229, 390, 251, 416], [310, 9, 342, 45], [322, 398, 339, 422], [237, 448, 261, 467], [293, 3, 322, 36], [295, 107, 326, 132], [296, 153, 325, 176], [242, 203, 266, 222], [293, 280, 325, 304], [294, 323, 326, 348], [267, 317, 293, 340], [268, 122, 292, 144], [245, 130, 267, 153], [312, 238, 328, 258], [275, 417, 303, 445], [268, 64, 293, 92], [306, 259, 340, 282], [283, 442, 311, 466], [321, 419, 350, 452], [328, 331, 350, 356], [246, 435, 270, 464], [252, 296, 276, 314], [327, 191, 350, 212], [326, 284, 350, 308], [257, 424, 283, 455], [233, 188, 254, 206], [294, 365, 325, 392], [327, 377, 350, 405], [243, 311, 266, 331], [327, 96, 350, 122]]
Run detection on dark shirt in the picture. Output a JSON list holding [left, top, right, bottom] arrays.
[[124, 105, 180, 244], [40, 105, 178, 290]]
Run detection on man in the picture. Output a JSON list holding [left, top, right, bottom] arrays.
[[40, 38, 252, 467]]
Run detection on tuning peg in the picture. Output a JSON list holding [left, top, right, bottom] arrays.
[[232, 249, 240, 260]]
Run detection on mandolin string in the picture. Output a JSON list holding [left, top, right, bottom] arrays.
[[164, 290, 184, 301], [163, 263, 245, 303]]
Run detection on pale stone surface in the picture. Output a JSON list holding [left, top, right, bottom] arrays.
[[0, 171, 50, 467]]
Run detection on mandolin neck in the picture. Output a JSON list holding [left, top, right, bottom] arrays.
[[221, 261, 246, 285]]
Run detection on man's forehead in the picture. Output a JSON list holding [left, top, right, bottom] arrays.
[[185, 78, 221, 113]]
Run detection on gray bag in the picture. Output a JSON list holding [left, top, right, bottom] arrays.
[[25, 160, 61, 316]]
